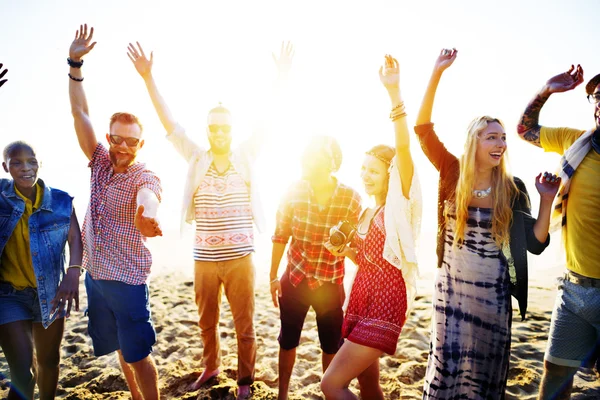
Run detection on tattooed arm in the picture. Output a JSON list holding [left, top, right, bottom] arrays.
[[517, 65, 584, 147]]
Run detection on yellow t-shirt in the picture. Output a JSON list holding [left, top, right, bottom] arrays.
[[541, 126, 600, 278], [0, 183, 43, 290]]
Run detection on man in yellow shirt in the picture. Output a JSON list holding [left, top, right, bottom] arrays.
[[517, 65, 600, 400]]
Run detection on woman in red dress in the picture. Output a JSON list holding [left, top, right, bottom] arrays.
[[320, 55, 422, 400]]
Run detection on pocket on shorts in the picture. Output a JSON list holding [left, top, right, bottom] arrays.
[[130, 307, 151, 323], [0, 282, 15, 297]]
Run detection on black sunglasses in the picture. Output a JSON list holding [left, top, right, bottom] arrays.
[[110, 135, 140, 147]]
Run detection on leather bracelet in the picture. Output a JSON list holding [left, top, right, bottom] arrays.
[[68, 73, 84, 82], [67, 265, 83, 275], [67, 57, 84, 68]]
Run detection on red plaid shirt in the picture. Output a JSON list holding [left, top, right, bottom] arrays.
[[272, 179, 361, 289], [82, 144, 162, 285]]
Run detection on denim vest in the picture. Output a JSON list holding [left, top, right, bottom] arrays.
[[0, 179, 73, 328]]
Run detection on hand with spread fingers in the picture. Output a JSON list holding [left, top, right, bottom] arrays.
[[0, 63, 7, 89], [434, 48, 458, 75], [127, 42, 153, 79], [544, 65, 584, 94], [134, 204, 163, 237], [272, 41, 295, 76], [535, 172, 561, 201], [69, 24, 97, 62], [50, 267, 80, 318]]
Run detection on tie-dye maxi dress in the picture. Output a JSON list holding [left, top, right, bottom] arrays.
[[423, 205, 511, 400]]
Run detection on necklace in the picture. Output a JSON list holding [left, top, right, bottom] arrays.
[[472, 186, 492, 199]]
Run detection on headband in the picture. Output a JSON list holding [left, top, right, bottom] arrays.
[[365, 151, 392, 165]]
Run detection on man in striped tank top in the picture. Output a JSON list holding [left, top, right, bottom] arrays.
[[128, 41, 294, 399]]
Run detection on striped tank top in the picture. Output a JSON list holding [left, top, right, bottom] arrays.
[[193, 163, 254, 261]]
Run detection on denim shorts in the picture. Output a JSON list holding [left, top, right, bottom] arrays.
[[0, 281, 43, 325], [544, 275, 600, 368], [85, 273, 156, 364]]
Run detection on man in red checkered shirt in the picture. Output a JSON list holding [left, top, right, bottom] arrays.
[[68, 25, 162, 400], [269, 136, 361, 400]]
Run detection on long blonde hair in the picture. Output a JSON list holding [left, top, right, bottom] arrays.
[[452, 116, 519, 248]]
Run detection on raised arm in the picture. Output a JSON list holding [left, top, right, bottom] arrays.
[[68, 24, 99, 160], [516, 65, 584, 147], [513, 173, 559, 256], [0, 63, 7, 89], [416, 49, 457, 126], [245, 42, 295, 158], [379, 55, 413, 198], [127, 42, 177, 135], [414, 49, 458, 171]]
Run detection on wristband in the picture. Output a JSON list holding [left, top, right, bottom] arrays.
[[68, 73, 84, 82], [270, 278, 279, 284], [67, 57, 84, 68], [67, 265, 83, 275]]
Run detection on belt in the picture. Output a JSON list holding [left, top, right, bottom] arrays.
[[564, 271, 600, 288]]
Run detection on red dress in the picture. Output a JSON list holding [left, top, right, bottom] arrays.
[[342, 208, 408, 355]]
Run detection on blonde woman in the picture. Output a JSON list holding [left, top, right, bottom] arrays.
[[416, 49, 560, 399]]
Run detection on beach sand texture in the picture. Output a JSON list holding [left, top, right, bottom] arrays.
[[1, 273, 599, 399]]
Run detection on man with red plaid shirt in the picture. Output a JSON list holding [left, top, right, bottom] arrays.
[[270, 136, 361, 400], [68, 25, 162, 400]]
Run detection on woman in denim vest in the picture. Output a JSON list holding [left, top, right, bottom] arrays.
[[0, 141, 83, 400]]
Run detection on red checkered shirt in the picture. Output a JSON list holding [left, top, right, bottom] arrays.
[[82, 144, 162, 285], [272, 179, 361, 289]]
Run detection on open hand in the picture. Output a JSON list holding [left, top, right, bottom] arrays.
[[50, 268, 80, 318], [272, 41, 295, 76], [134, 204, 163, 237], [434, 48, 457, 74], [535, 172, 561, 201], [0, 63, 7, 88], [545, 65, 584, 94], [70, 24, 97, 61], [379, 54, 400, 92], [127, 42, 153, 79]]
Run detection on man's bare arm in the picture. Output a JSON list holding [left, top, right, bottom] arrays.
[[68, 24, 99, 160], [517, 65, 584, 148]]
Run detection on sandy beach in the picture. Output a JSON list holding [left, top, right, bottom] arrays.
[[1, 260, 599, 400]]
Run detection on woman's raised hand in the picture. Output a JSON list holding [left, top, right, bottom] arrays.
[[379, 54, 400, 93], [535, 172, 561, 201], [434, 48, 457, 74]]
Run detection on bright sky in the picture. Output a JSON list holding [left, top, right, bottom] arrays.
[[1, 0, 598, 280]]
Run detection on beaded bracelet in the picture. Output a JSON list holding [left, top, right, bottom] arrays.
[[67, 57, 84, 68], [68, 73, 84, 82]]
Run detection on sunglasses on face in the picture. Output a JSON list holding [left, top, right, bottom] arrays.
[[110, 135, 140, 147], [208, 124, 232, 134]]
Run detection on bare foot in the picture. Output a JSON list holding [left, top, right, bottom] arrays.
[[237, 384, 251, 399], [188, 369, 220, 391]]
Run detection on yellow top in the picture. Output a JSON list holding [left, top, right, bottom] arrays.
[[541, 126, 600, 278], [0, 183, 43, 289]]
